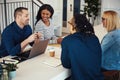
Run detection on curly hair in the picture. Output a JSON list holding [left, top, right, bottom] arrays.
[[72, 14, 94, 34], [35, 4, 54, 25]]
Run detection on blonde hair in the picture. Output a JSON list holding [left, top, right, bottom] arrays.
[[102, 10, 120, 32]]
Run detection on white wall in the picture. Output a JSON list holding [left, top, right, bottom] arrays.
[[80, 0, 84, 14], [101, 0, 120, 16]]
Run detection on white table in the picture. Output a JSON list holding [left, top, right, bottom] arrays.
[[1, 46, 70, 80]]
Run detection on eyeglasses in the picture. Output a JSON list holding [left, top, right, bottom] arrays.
[[68, 21, 72, 25], [102, 17, 106, 21], [68, 21, 74, 26]]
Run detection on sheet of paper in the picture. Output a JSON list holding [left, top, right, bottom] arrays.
[[2, 58, 19, 64], [43, 58, 61, 67]]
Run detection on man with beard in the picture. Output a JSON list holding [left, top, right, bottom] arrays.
[[0, 7, 40, 57]]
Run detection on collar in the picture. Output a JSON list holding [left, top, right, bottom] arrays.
[[13, 21, 26, 34]]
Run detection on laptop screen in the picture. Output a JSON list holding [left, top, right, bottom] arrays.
[[28, 39, 49, 58], [12, 39, 49, 63]]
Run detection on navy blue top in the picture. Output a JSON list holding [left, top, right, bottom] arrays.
[[61, 32, 103, 80], [0, 21, 32, 57]]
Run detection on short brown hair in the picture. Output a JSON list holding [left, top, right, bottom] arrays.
[[14, 7, 28, 19]]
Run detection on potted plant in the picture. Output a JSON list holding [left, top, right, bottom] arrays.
[[81, 0, 101, 25], [6, 63, 18, 71], [5, 63, 18, 79]]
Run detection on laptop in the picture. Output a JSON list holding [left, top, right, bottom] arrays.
[[12, 39, 49, 62]]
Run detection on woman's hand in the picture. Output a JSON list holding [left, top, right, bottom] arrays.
[[57, 37, 63, 44]]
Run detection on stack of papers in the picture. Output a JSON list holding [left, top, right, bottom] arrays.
[[2, 58, 19, 64], [43, 58, 61, 67]]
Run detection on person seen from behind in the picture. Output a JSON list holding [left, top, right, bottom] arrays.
[[61, 14, 103, 80]]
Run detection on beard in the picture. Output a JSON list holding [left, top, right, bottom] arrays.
[[24, 20, 29, 25]]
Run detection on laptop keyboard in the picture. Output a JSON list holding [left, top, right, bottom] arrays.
[[12, 50, 31, 63], [11, 56, 27, 63]]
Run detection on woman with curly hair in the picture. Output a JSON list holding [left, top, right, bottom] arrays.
[[61, 14, 103, 80]]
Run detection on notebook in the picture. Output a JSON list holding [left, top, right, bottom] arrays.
[[12, 39, 49, 62]]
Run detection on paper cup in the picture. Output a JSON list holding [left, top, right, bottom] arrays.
[[49, 49, 55, 57]]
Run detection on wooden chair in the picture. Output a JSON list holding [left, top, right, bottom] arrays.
[[103, 70, 120, 80]]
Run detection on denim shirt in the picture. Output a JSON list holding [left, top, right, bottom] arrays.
[[101, 29, 120, 70]]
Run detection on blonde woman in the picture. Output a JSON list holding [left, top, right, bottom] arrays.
[[101, 10, 120, 71]]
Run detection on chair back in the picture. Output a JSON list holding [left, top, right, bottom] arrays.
[[103, 70, 120, 80]]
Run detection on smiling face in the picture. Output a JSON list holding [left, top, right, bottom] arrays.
[[41, 9, 51, 23]]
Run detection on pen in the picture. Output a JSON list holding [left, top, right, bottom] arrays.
[[36, 32, 39, 39]]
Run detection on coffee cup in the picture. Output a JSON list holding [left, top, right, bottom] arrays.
[[49, 49, 55, 57]]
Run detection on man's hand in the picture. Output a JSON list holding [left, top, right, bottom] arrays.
[[27, 33, 39, 43], [36, 32, 42, 39]]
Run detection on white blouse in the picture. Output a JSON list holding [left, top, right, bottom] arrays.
[[35, 19, 56, 40]]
